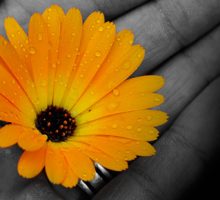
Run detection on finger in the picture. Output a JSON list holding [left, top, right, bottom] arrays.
[[0, 0, 150, 33], [156, 25, 220, 128], [93, 71, 220, 200], [115, 0, 220, 76]]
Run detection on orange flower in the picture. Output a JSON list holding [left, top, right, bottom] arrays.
[[0, 5, 167, 188]]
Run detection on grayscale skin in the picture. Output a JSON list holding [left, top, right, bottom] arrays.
[[0, 0, 220, 199]]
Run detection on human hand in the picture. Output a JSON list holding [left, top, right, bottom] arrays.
[[0, 0, 220, 199]]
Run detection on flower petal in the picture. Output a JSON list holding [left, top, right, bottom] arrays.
[[0, 38, 37, 119], [0, 124, 22, 148], [77, 76, 164, 123], [126, 140, 156, 156], [73, 31, 144, 115], [42, 5, 64, 105], [62, 147, 95, 181], [53, 8, 83, 106], [4, 17, 30, 68], [75, 110, 168, 141], [17, 146, 46, 178], [0, 94, 24, 124], [63, 22, 116, 110], [28, 13, 49, 110], [45, 143, 67, 184], [61, 167, 78, 188], [18, 128, 47, 151], [73, 136, 137, 161], [72, 142, 128, 171]]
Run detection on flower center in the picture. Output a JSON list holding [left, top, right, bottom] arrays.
[[35, 105, 76, 142]]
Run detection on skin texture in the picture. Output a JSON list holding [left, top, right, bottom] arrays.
[[0, 0, 220, 199]]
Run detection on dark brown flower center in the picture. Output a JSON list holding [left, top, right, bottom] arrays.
[[35, 105, 76, 142]]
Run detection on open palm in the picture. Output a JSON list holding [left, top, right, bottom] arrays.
[[0, 0, 220, 199]]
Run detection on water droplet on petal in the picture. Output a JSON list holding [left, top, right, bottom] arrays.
[[67, 54, 71, 58], [107, 102, 118, 111], [95, 51, 101, 57], [123, 62, 130, 69], [29, 47, 36, 55], [147, 116, 152, 121], [2, 80, 6, 84], [38, 34, 43, 41], [112, 89, 120, 96], [111, 124, 118, 129], [80, 74, 84, 78], [96, 19, 101, 24], [98, 26, 104, 32], [11, 34, 15, 38], [126, 125, 132, 130], [154, 97, 161, 102], [137, 128, 142, 132], [52, 63, 56, 68]]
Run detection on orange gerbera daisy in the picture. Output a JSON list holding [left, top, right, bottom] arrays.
[[0, 5, 167, 188]]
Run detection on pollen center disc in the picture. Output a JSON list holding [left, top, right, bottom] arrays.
[[35, 105, 76, 142]]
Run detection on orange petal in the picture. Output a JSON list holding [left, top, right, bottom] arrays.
[[72, 141, 128, 171], [73, 31, 143, 115], [0, 124, 22, 148], [62, 167, 78, 188], [62, 147, 95, 181], [53, 8, 83, 106], [0, 38, 37, 118], [28, 13, 49, 110], [73, 136, 137, 161], [18, 128, 47, 151], [126, 140, 156, 156], [60, 11, 104, 108], [77, 11, 104, 57], [63, 22, 116, 110], [42, 5, 64, 105], [0, 94, 24, 125], [77, 76, 164, 123], [4, 17, 31, 69], [75, 110, 168, 141], [45, 143, 67, 184], [18, 146, 46, 178]]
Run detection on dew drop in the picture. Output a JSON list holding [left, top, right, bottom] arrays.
[[147, 116, 152, 121], [137, 54, 142, 58], [98, 26, 104, 32], [80, 74, 84, 78], [52, 63, 56, 68], [71, 32, 76, 37], [38, 34, 43, 41], [67, 54, 71, 58], [95, 51, 101, 57], [29, 47, 36, 55], [2, 80, 6, 84], [90, 91, 95, 95], [11, 34, 15, 38], [111, 124, 118, 129], [96, 19, 101, 24], [154, 97, 161, 102], [137, 128, 142, 132], [137, 118, 142, 122], [107, 102, 118, 111], [112, 89, 120, 96], [123, 62, 130, 70], [126, 125, 132, 130]]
